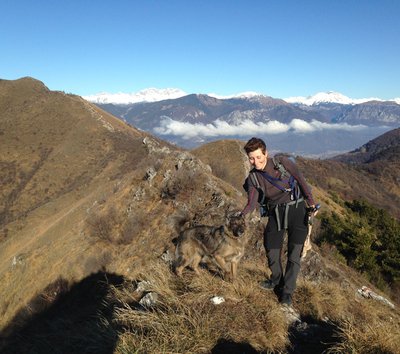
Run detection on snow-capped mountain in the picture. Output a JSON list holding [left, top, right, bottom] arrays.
[[84, 88, 400, 106], [207, 91, 262, 100], [84, 88, 264, 104], [83, 88, 188, 104], [283, 91, 384, 106], [92, 88, 400, 155]]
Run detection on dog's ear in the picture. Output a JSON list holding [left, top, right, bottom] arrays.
[[224, 208, 230, 221], [241, 212, 250, 223], [228, 210, 243, 219], [168, 211, 191, 234], [225, 204, 237, 217]]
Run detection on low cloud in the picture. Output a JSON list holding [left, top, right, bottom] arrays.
[[154, 118, 367, 139]]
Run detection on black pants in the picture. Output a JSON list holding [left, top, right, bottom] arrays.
[[263, 201, 308, 295]]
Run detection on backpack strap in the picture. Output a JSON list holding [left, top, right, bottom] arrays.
[[248, 171, 268, 216], [272, 156, 290, 178], [249, 171, 265, 203], [258, 157, 302, 201], [257, 171, 292, 193], [249, 170, 260, 189]]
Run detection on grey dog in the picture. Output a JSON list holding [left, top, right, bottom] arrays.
[[174, 213, 247, 281]]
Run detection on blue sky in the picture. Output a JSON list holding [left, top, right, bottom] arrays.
[[1, 0, 399, 99]]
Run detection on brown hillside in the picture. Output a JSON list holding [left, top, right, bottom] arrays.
[[327, 127, 400, 215], [191, 139, 249, 192], [0, 77, 148, 225], [1, 78, 399, 353], [0, 77, 241, 329], [297, 157, 400, 219], [331, 127, 400, 164]]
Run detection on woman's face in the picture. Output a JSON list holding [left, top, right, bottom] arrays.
[[248, 148, 268, 170]]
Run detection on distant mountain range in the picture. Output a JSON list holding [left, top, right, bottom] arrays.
[[84, 89, 400, 106], [285, 91, 400, 106], [91, 91, 400, 156], [84, 88, 188, 104]]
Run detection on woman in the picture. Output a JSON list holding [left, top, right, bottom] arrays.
[[240, 137, 318, 306]]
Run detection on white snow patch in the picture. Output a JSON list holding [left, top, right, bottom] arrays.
[[284, 91, 384, 105], [84, 88, 187, 104]]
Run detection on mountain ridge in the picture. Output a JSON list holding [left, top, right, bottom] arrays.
[[84, 87, 400, 105], [96, 92, 399, 153], [1, 77, 400, 353], [331, 127, 400, 164], [0, 77, 244, 332]]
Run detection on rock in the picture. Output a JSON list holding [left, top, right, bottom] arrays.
[[210, 296, 225, 305], [357, 286, 395, 309], [142, 137, 170, 155], [281, 304, 301, 324], [144, 167, 157, 182], [135, 280, 152, 293], [301, 250, 329, 283], [132, 186, 145, 201], [176, 152, 196, 170], [139, 292, 158, 308], [11, 254, 26, 268]]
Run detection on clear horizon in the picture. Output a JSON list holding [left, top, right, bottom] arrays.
[[1, 0, 399, 100]]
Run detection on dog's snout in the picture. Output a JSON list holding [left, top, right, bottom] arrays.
[[237, 227, 245, 236], [231, 223, 245, 237]]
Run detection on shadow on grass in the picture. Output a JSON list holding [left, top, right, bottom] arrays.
[[0, 271, 124, 354], [211, 338, 260, 354], [287, 315, 339, 354], [211, 316, 339, 354]]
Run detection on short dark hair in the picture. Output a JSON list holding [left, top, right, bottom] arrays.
[[244, 137, 266, 154]]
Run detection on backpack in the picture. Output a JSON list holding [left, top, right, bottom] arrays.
[[245, 155, 301, 217]]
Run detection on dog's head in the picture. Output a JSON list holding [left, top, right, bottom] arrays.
[[226, 212, 246, 237]]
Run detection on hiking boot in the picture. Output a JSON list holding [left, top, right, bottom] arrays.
[[280, 293, 292, 306], [259, 279, 277, 291]]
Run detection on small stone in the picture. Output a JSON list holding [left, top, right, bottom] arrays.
[[210, 296, 225, 305], [136, 280, 152, 293], [139, 292, 158, 308]]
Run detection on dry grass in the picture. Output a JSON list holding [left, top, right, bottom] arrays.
[[327, 316, 400, 354], [111, 261, 289, 353], [295, 281, 351, 320], [191, 139, 250, 193], [2, 240, 400, 353], [86, 207, 148, 246], [100, 258, 400, 354], [295, 281, 400, 354]]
